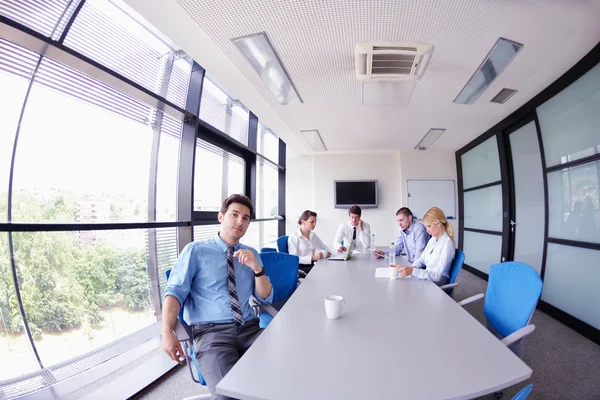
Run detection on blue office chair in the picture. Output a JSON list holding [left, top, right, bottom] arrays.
[[261, 247, 277, 252], [165, 270, 211, 399], [254, 251, 300, 328], [439, 249, 465, 297], [512, 384, 533, 400], [277, 235, 289, 253], [459, 262, 542, 359]]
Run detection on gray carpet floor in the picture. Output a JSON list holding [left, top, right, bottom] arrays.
[[133, 270, 600, 400]]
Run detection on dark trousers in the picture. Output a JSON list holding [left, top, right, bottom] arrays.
[[299, 263, 313, 276], [192, 319, 262, 400]]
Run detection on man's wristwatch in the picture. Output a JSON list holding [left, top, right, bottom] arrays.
[[254, 266, 266, 277]]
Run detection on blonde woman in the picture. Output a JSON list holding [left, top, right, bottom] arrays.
[[397, 207, 456, 286]]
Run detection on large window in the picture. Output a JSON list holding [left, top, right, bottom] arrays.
[[0, 1, 287, 396], [0, 39, 38, 222], [257, 123, 279, 164], [193, 139, 245, 211], [0, 233, 39, 380], [256, 159, 279, 218], [64, 0, 172, 95], [12, 229, 155, 367], [199, 78, 249, 146]]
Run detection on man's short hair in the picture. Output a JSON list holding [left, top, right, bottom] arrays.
[[220, 194, 254, 217], [396, 207, 413, 217], [348, 205, 362, 216]]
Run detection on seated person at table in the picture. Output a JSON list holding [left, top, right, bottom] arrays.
[[397, 207, 455, 286], [333, 205, 371, 252], [288, 210, 331, 275], [161, 194, 273, 400], [373, 207, 430, 263]]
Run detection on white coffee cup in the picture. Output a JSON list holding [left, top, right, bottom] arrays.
[[324, 295, 345, 319], [321, 249, 328, 258], [389, 266, 399, 280]]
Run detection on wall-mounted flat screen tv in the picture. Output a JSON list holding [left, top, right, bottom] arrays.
[[334, 180, 378, 209]]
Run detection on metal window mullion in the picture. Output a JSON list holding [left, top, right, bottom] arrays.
[[278, 138, 286, 237], [7, 57, 44, 370], [178, 62, 203, 249], [147, 50, 174, 316], [222, 152, 230, 202]]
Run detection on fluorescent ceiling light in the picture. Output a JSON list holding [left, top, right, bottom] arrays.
[[414, 129, 446, 150], [232, 32, 303, 105], [454, 38, 523, 105], [301, 130, 327, 152]]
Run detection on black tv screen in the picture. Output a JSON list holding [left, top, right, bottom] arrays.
[[334, 180, 378, 208]]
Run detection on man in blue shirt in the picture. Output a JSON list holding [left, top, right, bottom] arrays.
[[373, 207, 430, 263], [161, 194, 273, 399]]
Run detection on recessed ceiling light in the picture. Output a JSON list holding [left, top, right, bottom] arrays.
[[414, 129, 446, 150], [232, 32, 303, 105], [454, 38, 523, 105], [490, 88, 518, 104], [300, 130, 327, 152]]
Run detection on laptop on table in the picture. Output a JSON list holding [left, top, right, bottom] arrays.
[[329, 240, 354, 261]]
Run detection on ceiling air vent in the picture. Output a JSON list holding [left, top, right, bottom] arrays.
[[490, 88, 518, 104], [354, 42, 433, 81]]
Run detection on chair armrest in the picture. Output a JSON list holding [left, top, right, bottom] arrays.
[[501, 324, 535, 347], [439, 283, 459, 290], [458, 293, 484, 307], [255, 302, 278, 318]]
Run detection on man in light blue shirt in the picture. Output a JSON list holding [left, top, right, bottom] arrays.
[[161, 194, 273, 400], [373, 207, 430, 263]]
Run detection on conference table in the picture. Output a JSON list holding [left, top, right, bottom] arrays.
[[216, 252, 532, 400]]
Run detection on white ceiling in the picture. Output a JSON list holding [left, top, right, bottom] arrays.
[[126, 0, 600, 154]]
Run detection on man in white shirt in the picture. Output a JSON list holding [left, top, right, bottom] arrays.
[[333, 205, 371, 253]]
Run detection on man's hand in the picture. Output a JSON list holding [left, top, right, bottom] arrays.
[[312, 252, 323, 261], [337, 246, 347, 252], [234, 249, 262, 273], [162, 330, 185, 365], [373, 250, 385, 258], [398, 266, 413, 278], [359, 219, 364, 231], [325, 251, 331, 258]]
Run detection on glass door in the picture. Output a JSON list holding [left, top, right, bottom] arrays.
[[505, 118, 546, 274]]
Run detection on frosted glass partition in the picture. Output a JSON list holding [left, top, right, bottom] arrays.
[[542, 244, 600, 330], [463, 184, 503, 232], [461, 136, 501, 189], [547, 160, 600, 243], [463, 231, 502, 274], [537, 63, 600, 168], [509, 121, 545, 274]]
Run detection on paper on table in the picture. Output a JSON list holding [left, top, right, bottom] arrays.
[[375, 267, 411, 278]]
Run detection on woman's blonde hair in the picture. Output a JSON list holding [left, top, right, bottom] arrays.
[[423, 207, 455, 243]]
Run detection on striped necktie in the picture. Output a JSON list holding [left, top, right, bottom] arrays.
[[226, 246, 245, 327]]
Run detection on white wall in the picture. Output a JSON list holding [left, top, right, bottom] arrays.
[[285, 147, 314, 235], [399, 150, 459, 245], [285, 150, 459, 249]]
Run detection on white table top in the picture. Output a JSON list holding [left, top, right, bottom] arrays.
[[216, 253, 532, 400]]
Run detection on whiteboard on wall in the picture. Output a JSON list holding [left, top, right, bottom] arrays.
[[407, 180, 456, 220]]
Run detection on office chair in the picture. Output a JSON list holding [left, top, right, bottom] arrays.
[[511, 384, 533, 400], [260, 247, 277, 252], [459, 262, 542, 358], [439, 249, 465, 297], [165, 270, 211, 400], [276, 235, 289, 253], [253, 251, 301, 328]]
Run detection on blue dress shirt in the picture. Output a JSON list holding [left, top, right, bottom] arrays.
[[393, 221, 430, 263], [164, 235, 274, 325]]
